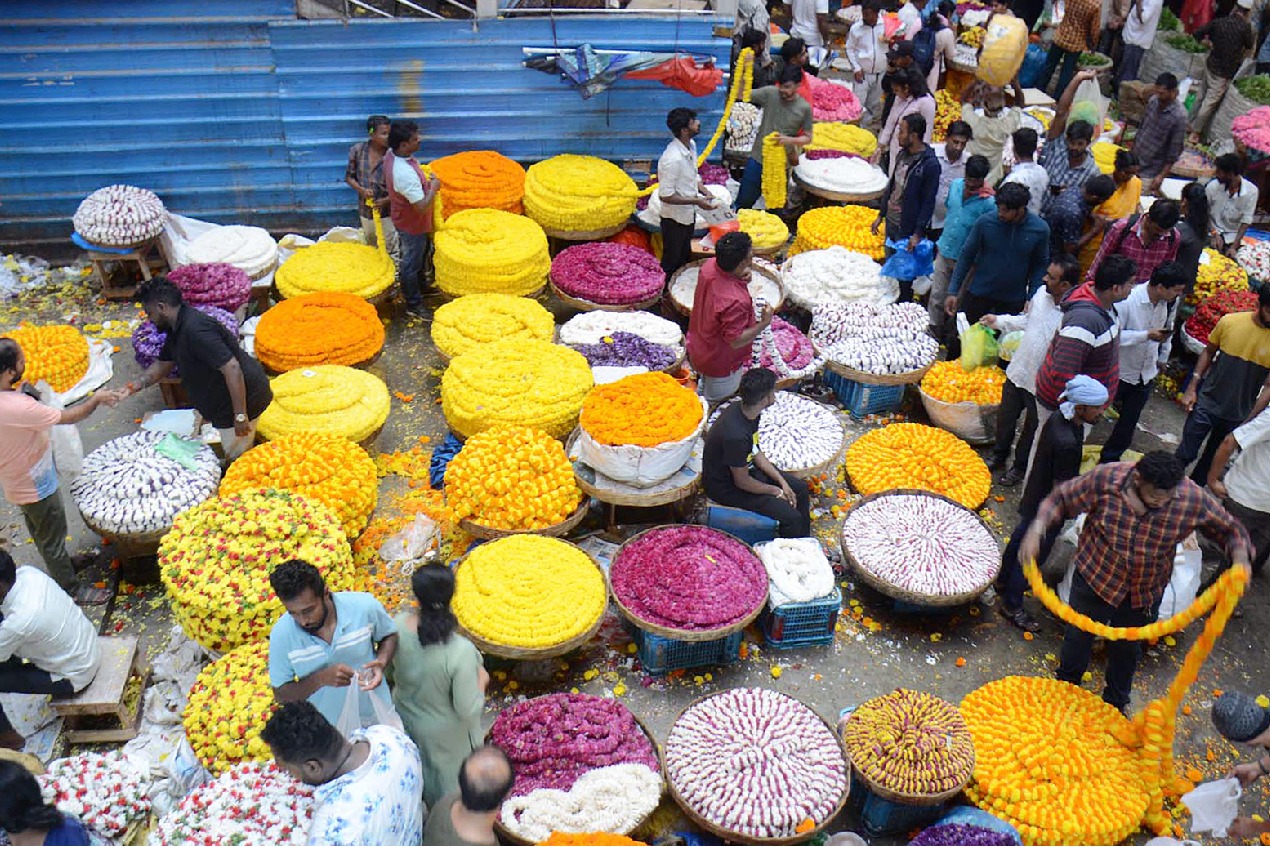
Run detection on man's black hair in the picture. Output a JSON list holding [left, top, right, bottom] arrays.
[[0, 549, 14, 588], [778, 63, 805, 86], [1051, 252, 1083, 285], [268, 559, 327, 604], [780, 36, 807, 61], [901, 112, 927, 139], [260, 701, 344, 765], [1136, 451, 1185, 489], [1148, 261, 1188, 291], [0, 339, 19, 375], [1012, 126, 1039, 159], [1155, 72, 1178, 90], [1066, 120, 1095, 143], [1085, 174, 1117, 205], [946, 120, 973, 140], [134, 276, 183, 309], [996, 182, 1030, 211], [666, 107, 698, 137], [366, 115, 391, 132], [1215, 153, 1243, 176], [739, 367, 777, 406], [714, 232, 753, 272], [1092, 254, 1137, 291], [965, 155, 990, 181], [1147, 199, 1181, 230], [388, 120, 419, 151]]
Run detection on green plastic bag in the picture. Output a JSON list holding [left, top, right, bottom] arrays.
[[960, 323, 999, 371], [154, 433, 205, 471]]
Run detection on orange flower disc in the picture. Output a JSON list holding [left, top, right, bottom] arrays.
[[253, 292, 385, 372], [429, 150, 527, 219], [579, 372, 703, 447]]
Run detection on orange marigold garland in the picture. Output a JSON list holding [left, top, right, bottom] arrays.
[[429, 150, 526, 219], [579, 372, 703, 447], [846, 423, 991, 508], [253, 292, 384, 372], [539, 835, 646, 846], [921, 361, 1007, 405]]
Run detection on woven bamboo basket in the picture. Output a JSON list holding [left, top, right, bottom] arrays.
[[548, 275, 664, 313], [541, 222, 628, 241], [824, 356, 934, 385], [79, 510, 168, 558], [668, 258, 785, 316], [458, 500, 588, 541], [665, 691, 851, 845], [793, 172, 886, 204], [840, 489, 998, 607], [705, 395, 844, 479], [842, 699, 974, 805]]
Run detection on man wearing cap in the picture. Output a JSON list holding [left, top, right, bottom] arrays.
[[1213, 691, 1270, 840]]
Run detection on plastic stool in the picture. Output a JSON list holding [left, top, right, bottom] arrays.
[[704, 502, 779, 545]]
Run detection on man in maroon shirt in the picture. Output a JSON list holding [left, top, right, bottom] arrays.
[[686, 232, 773, 403]]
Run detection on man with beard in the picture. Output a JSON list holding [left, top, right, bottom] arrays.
[[269, 559, 398, 729]]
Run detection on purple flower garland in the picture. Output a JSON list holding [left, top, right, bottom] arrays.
[[572, 331, 677, 370], [551, 243, 666, 306], [909, 824, 1017, 846]]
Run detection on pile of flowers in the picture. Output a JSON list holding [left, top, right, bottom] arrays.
[[959, 25, 986, 46], [441, 339, 592, 438], [186, 225, 279, 279], [793, 157, 888, 196], [665, 688, 848, 840], [275, 241, 395, 300], [353, 512, 471, 614], [434, 208, 551, 297], [220, 434, 378, 538], [502, 765, 662, 843], [559, 311, 682, 351], [909, 824, 1016, 846], [953, 43, 980, 69], [806, 123, 878, 157], [253, 292, 384, 371], [132, 305, 238, 373], [790, 205, 885, 259], [1190, 248, 1248, 305], [737, 208, 789, 251], [782, 245, 891, 308], [524, 155, 637, 232], [571, 331, 678, 370], [8, 324, 89, 392], [445, 426, 582, 530], [431, 294, 554, 359], [1091, 141, 1123, 174], [756, 537, 835, 605], [453, 536, 606, 649], [167, 263, 251, 311], [183, 642, 275, 774], [258, 365, 390, 443], [725, 102, 762, 155], [39, 752, 150, 837], [551, 242, 665, 305], [639, 163, 730, 212], [639, 184, 731, 229], [159, 489, 356, 651], [72, 184, 167, 246], [610, 525, 767, 633], [1185, 288, 1260, 345], [846, 423, 991, 508], [761, 133, 788, 210], [1237, 238, 1270, 280], [812, 301, 937, 374], [429, 150, 526, 218], [540, 834, 646, 846], [754, 316, 817, 377], [921, 361, 1007, 404], [806, 74, 862, 122], [151, 762, 314, 845], [843, 689, 975, 797], [580, 372, 702, 447], [1233, 106, 1270, 155], [932, 90, 959, 142], [752, 391, 844, 473], [668, 260, 783, 314]]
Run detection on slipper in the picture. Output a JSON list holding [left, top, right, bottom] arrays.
[[73, 585, 111, 606]]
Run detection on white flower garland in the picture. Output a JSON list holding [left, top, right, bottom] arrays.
[[793, 158, 888, 195], [750, 300, 824, 381], [500, 764, 662, 842], [757, 538, 836, 605], [782, 247, 895, 309], [558, 310, 684, 349], [811, 301, 937, 374], [40, 752, 151, 837], [150, 762, 314, 846]]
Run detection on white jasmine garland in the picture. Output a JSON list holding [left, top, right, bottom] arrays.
[[1237, 240, 1270, 280], [811, 301, 936, 374], [559, 310, 684, 350], [757, 538, 836, 605], [793, 158, 888, 195], [782, 246, 895, 308], [726, 103, 763, 154], [185, 225, 279, 279], [149, 762, 314, 846], [40, 752, 151, 837], [953, 43, 980, 68], [73, 185, 168, 247], [499, 764, 662, 842], [757, 392, 844, 472]]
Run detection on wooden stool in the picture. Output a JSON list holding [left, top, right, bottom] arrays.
[[158, 377, 191, 410], [50, 636, 148, 743], [87, 237, 170, 301]]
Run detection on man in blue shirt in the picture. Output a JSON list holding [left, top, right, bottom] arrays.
[[1044, 173, 1116, 258], [928, 153, 994, 338], [268, 559, 398, 728]]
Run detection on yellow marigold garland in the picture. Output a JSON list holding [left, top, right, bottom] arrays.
[[430, 294, 555, 359], [1190, 248, 1249, 306], [737, 208, 789, 251], [523, 155, 637, 232], [843, 689, 975, 797], [429, 150, 526, 219], [921, 361, 1007, 405], [183, 642, 274, 774], [579, 372, 703, 447], [790, 205, 885, 259], [696, 48, 754, 166], [274, 241, 395, 300], [258, 365, 390, 443], [846, 423, 991, 508], [7, 324, 89, 393], [806, 123, 878, 157], [253, 292, 385, 372], [761, 133, 788, 211], [444, 426, 581, 530], [433, 209, 551, 297]]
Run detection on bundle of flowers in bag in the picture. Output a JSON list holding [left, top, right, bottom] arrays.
[[445, 426, 581, 530], [431, 294, 555, 359], [790, 205, 885, 259], [551, 242, 665, 305], [151, 762, 314, 845], [182, 642, 275, 774], [132, 305, 239, 373], [429, 150, 526, 219], [1237, 238, 1270, 280], [186, 225, 278, 280], [846, 423, 991, 508], [275, 241, 394, 300], [737, 208, 789, 251], [434, 209, 551, 297], [806, 75, 862, 122], [167, 263, 252, 311], [253, 292, 384, 371], [442, 339, 592, 438], [1191, 248, 1249, 305], [524, 155, 637, 232], [8, 324, 89, 393], [921, 361, 1006, 404], [258, 365, 390, 443], [806, 123, 878, 157], [39, 752, 150, 837]]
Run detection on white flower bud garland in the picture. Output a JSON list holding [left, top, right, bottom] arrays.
[[782, 245, 896, 308], [812, 301, 937, 374], [500, 764, 662, 842], [73, 185, 168, 247], [558, 310, 684, 350], [794, 157, 889, 195], [757, 538, 836, 605]]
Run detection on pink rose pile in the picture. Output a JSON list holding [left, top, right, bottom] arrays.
[[551, 242, 666, 305], [168, 262, 252, 311], [1233, 107, 1270, 156], [805, 149, 859, 161], [610, 525, 768, 632], [806, 75, 862, 122], [758, 317, 815, 370]]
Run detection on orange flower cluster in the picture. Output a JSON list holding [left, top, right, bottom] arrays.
[[8, 324, 89, 392], [253, 292, 384, 372], [539, 835, 646, 846], [444, 426, 581, 530], [579, 372, 703, 447], [429, 150, 527, 219], [846, 423, 991, 508], [921, 361, 1007, 405]]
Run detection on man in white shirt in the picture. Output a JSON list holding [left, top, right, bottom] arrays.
[[1117, 0, 1164, 87], [1210, 405, 1270, 575], [0, 549, 100, 749], [658, 108, 715, 277], [930, 120, 972, 236], [1208, 153, 1260, 257], [787, 0, 831, 53], [1001, 127, 1049, 216], [897, 0, 927, 38], [1100, 263, 1186, 463], [846, 1, 888, 129]]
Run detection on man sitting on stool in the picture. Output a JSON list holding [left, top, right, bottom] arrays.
[[703, 367, 811, 537]]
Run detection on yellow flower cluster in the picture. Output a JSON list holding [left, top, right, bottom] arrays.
[[737, 209, 789, 251], [433, 209, 551, 297], [452, 535, 606, 649], [958, 25, 986, 47], [431, 294, 555, 359], [921, 361, 1007, 404], [698, 48, 754, 164], [7, 324, 89, 393], [523, 155, 637, 232], [846, 423, 991, 508], [1092, 141, 1124, 175], [220, 434, 378, 538], [183, 642, 274, 775], [761, 134, 788, 210], [791, 206, 885, 259], [1191, 248, 1249, 305], [806, 124, 878, 157], [932, 90, 959, 142], [441, 339, 592, 439], [843, 689, 975, 797], [258, 365, 390, 443], [275, 242, 395, 300], [353, 510, 472, 615], [445, 426, 581, 530], [159, 489, 356, 652]]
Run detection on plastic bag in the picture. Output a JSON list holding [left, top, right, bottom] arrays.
[[335, 674, 404, 737], [154, 433, 205, 471], [1157, 543, 1202, 619], [1069, 79, 1108, 135], [1181, 779, 1241, 837], [379, 514, 439, 568], [960, 323, 1000, 371], [880, 238, 935, 280], [978, 14, 1029, 86], [34, 381, 83, 479], [1019, 43, 1048, 88]]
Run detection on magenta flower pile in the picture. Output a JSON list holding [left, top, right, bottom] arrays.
[[806, 149, 858, 161], [758, 317, 815, 370], [168, 262, 252, 311], [610, 525, 767, 632], [489, 692, 660, 796], [551, 242, 666, 305], [132, 305, 239, 374], [806, 75, 863, 122], [1233, 107, 1270, 156]]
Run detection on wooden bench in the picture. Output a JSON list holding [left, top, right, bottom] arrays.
[[50, 636, 148, 743], [86, 237, 170, 301]]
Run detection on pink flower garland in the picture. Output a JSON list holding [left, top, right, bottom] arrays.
[[610, 525, 767, 631], [758, 317, 815, 370], [551, 243, 666, 305], [1233, 107, 1270, 157], [169, 263, 252, 311], [806, 75, 863, 123], [805, 149, 859, 161]]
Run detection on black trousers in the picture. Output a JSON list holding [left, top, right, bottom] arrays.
[[992, 379, 1039, 476], [1056, 570, 1159, 710], [1100, 378, 1153, 464], [711, 467, 812, 538], [0, 655, 75, 735], [997, 506, 1060, 611], [660, 218, 695, 278]]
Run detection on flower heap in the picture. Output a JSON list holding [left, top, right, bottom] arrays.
[[571, 332, 678, 370], [669, 260, 784, 314], [791, 205, 885, 259], [441, 339, 592, 439], [846, 423, 992, 508], [434, 208, 551, 297], [72, 184, 167, 246], [782, 245, 890, 308], [429, 150, 526, 218], [524, 155, 637, 233], [806, 123, 878, 158], [253, 292, 385, 372], [502, 766, 662, 843], [275, 240, 395, 300], [183, 642, 276, 774], [551, 242, 666, 306], [737, 208, 789, 251], [559, 310, 683, 351], [909, 824, 1016, 846], [453, 536, 606, 649], [805, 74, 862, 122], [1237, 238, 1270, 280], [842, 492, 999, 597], [610, 525, 767, 633], [756, 537, 835, 605], [220, 434, 378, 538], [167, 263, 252, 311], [580, 372, 702, 447], [258, 365, 390, 443], [353, 512, 471, 614], [665, 688, 848, 840], [8, 324, 89, 393], [151, 762, 314, 846], [186, 225, 279, 280], [812, 301, 937, 374], [959, 25, 986, 47], [160, 489, 356, 651], [761, 133, 788, 210], [431, 294, 555, 359], [541, 835, 646, 846], [753, 316, 817, 378], [749, 391, 843, 473], [726, 102, 762, 156], [921, 361, 1007, 404], [843, 689, 975, 797], [1185, 288, 1259, 345], [1233, 106, 1270, 155], [132, 305, 238, 374], [39, 752, 150, 837], [1091, 141, 1124, 175], [1191, 248, 1248, 305], [445, 426, 582, 530], [793, 157, 889, 196], [932, 89, 959, 142]]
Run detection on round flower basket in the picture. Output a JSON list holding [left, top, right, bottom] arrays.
[[785, 435, 845, 480], [840, 489, 998, 606], [77, 512, 167, 557], [458, 499, 588, 541], [548, 275, 663, 313], [792, 171, 885, 204], [823, 355, 934, 386], [1181, 325, 1207, 356], [540, 222, 630, 241], [565, 429, 702, 508], [1171, 159, 1216, 180], [668, 258, 785, 317], [919, 387, 1001, 446]]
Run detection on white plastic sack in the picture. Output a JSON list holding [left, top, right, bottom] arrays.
[[1182, 779, 1241, 837], [1070, 79, 1108, 136], [911, 274, 933, 296], [378, 514, 438, 568], [1158, 544, 1202, 620], [48, 339, 113, 408], [167, 736, 211, 798], [576, 395, 708, 487], [920, 388, 999, 445], [335, 674, 404, 737], [34, 381, 83, 479]]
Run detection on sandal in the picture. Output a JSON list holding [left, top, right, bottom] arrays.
[[999, 468, 1025, 487], [999, 604, 1041, 633], [73, 584, 112, 606]]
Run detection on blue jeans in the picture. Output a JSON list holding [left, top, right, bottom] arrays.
[[998, 507, 1060, 612], [1176, 402, 1240, 485], [397, 230, 433, 309], [1040, 44, 1081, 98], [736, 158, 763, 210], [1115, 44, 1145, 90]]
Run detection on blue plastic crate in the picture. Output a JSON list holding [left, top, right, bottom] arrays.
[[704, 503, 779, 545], [627, 623, 744, 675], [762, 587, 842, 649], [848, 770, 947, 840], [823, 370, 906, 419]]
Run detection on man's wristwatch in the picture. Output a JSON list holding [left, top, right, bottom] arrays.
[[234, 413, 248, 424]]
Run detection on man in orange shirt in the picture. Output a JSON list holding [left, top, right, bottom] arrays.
[[1038, 0, 1101, 97]]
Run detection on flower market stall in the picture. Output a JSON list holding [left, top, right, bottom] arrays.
[[524, 155, 638, 239], [1183, 288, 1261, 354], [150, 761, 314, 845], [709, 392, 845, 479], [433, 209, 552, 298], [549, 242, 666, 311], [782, 246, 896, 309]]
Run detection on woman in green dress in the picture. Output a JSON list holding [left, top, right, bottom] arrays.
[[390, 564, 489, 807]]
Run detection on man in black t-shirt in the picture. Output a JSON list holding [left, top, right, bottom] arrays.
[[703, 368, 811, 537]]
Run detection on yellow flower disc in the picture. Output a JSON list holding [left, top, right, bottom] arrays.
[[258, 365, 390, 443], [962, 676, 1149, 846], [1091, 141, 1124, 175], [429, 150, 526, 219], [846, 423, 991, 508], [843, 689, 975, 797], [791, 205, 885, 260], [921, 361, 1007, 405], [433, 209, 551, 297], [453, 535, 605, 649], [220, 433, 378, 538], [806, 123, 878, 157], [253, 292, 385, 372], [1191, 248, 1249, 306], [7, 324, 89, 393], [441, 339, 592, 439], [183, 642, 274, 775], [523, 155, 637, 232], [761, 133, 788, 210], [159, 489, 356, 652], [275, 241, 395, 299], [431, 294, 555, 359], [737, 209, 789, 251], [445, 426, 581, 530]]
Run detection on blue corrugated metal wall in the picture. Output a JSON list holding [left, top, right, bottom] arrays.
[[0, 1, 729, 253]]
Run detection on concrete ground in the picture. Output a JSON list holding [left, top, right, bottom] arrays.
[[2, 265, 1265, 844]]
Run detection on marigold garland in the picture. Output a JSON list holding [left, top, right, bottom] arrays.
[[806, 123, 878, 157], [761, 133, 788, 210], [258, 365, 390, 443], [274, 241, 395, 300], [253, 292, 384, 372], [790, 205, 885, 259], [445, 426, 581, 530], [737, 208, 789, 251], [434, 209, 551, 297], [1190, 248, 1250, 306], [921, 361, 1007, 404], [579, 372, 703, 447], [697, 48, 754, 166], [429, 150, 526, 219], [846, 423, 991, 508], [182, 642, 275, 775], [7, 324, 89, 393], [540, 834, 646, 846], [523, 155, 637, 232], [431, 294, 555, 359]]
